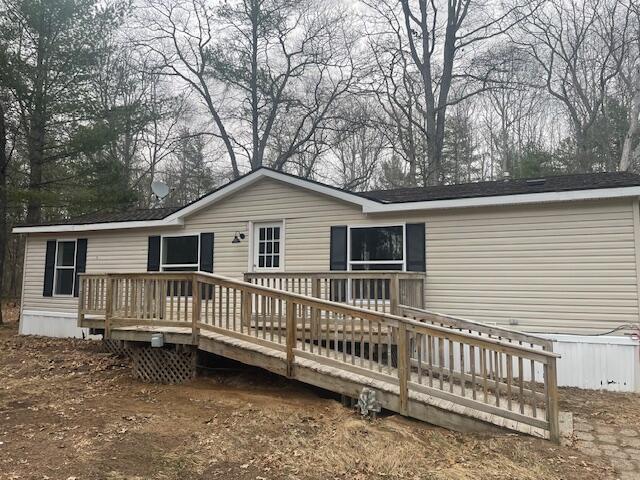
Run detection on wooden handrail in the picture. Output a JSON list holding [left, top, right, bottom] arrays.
[[79, 271, 559, 360], [243, 270, 425, 313], [244, 271, 426, 279], [196, 272, 558, 361], [398, 305, 554, 351]]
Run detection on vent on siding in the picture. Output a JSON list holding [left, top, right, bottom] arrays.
[[526, 178, 546, 186]]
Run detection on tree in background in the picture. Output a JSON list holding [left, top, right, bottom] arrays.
[[0, 0, 132, 224], [619, 1, 640, 171], [0, 97, 8, 323], [163, 130, 216, 206], [363, 0, 540, 186], [137, 0, 357, 177], [514, 0, 631, 173]]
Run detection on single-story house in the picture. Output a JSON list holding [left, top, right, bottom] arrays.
[[12, 167, 640, 391]]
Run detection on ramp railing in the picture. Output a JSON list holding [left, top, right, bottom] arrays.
[[78, 272, 560, 442]]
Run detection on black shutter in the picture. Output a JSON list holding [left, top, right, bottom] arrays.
[[43, 240, 56, 297], [73, 238, 88, 297], [406, 223, 426, 272], [199, 233, 214, 273], [147, 236, 161, 271], [330, 226, 347, 270]]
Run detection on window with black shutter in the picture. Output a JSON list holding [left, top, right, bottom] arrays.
[[44, 239, 86, 297], [161, 235, 199, 271]]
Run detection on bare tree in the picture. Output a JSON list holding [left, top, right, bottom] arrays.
[[324, 99, 387, 190], [363, 0, 537, 186], [0, 99, 8, 323], [514, 0, 631, 172], [137, 0, 356, 177], [619, 2, 640, 171]]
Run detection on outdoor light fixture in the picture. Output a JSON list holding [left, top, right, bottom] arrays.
[[232, 232, 246, 244]]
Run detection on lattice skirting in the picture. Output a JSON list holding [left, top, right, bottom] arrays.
[[102, 339, 130, 357], [130, 344, 197, 384]]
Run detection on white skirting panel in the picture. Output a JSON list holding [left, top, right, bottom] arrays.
[[17, 310, 640, 392], [539, 334, 640, 393], [19, 310, 100, 339]]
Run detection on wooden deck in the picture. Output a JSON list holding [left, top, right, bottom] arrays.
[[78, 272, 562, 442]]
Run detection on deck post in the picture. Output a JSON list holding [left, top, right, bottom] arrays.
[[311, 277, 321, 340], [545, 358, 560, 443], [390, 273, 400, 316], [104, 275, 113, 339], [241, 289, 252, 331], [286, 300, 296, 377], [397, 322, 409, 415], [192, 275, 201, 345], [77, 276, 85, 327]]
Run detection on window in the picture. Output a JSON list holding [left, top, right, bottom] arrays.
[[161, 235, 199, 271], [253, 222, 282, 270], [349, 225, 404, 271], [54, 240, 76, 295], [348, 225, 405, 301]]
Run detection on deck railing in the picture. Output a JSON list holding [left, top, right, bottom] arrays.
[[78, 272, 560, 442], [244, 271, 425, 314]]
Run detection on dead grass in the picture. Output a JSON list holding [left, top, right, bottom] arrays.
[[0, 303, 625, 479]]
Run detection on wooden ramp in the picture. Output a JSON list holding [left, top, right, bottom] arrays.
[[78, 272, 561, 442]]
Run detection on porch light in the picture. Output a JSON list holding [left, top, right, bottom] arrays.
[[232, 232, 245, 244]]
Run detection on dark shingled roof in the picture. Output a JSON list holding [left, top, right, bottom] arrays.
[[17, 171, 640, 228], [20, 207, 180, 227], [361, 172, 640, 203]]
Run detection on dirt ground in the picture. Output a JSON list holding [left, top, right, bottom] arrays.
[[0, 304, 635, 480]]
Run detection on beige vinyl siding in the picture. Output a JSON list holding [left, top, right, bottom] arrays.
[[20, 176, 640, 334], [423, 201, 639, 334], [22, 230, 151, 314]]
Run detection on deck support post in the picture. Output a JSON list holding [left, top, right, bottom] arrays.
[[192, 275, 201, 345], [286, 300, 296, 377], [545, 358, 560, 443], [311, 277, 321, 340], [390, 273, 400, 316], [397, 323, 409, 415], [104, 275, 113, 339], [241, 289, 252, 331], [77, 276, 85, 328]]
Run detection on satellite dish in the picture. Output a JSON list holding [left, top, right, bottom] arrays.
[[151, 181, 170, 200]]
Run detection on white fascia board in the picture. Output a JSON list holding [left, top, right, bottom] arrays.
[[12, 217, 184, 234], [363, 186, 640, 213], [162, 168, 380, 222], [259, 169, 380, 209], [161, 169, 266, 222]]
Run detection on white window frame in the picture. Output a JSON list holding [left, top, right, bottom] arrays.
[[346, 224, 406, 303], [160, 233, 200, 271], [347, 223, 407, 272], [53, 239, 77, 297], [252, 221, 284, 272]]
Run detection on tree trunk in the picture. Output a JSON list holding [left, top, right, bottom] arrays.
[[26, 34, 47, 225], [26, 106, 45, 224], [0, 101, 8, 324], [620, 76, 640, 172], [249, 0, 261, 170]]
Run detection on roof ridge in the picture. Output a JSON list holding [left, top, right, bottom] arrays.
[[363, 171, 640, 195]]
